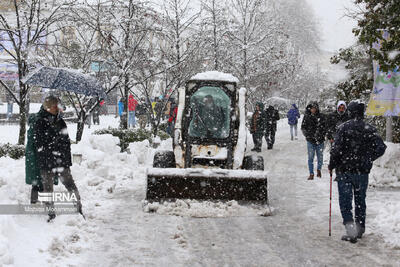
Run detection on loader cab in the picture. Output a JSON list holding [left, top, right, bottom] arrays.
[[181, 79, 239, 169]]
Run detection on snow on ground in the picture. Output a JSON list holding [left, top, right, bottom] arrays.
[[0, 103, 43, 115], [0, 115, 399, 266]]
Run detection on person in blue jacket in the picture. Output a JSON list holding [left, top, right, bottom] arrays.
[[287, 104, 300, 140], [118, 97, 124, 117]]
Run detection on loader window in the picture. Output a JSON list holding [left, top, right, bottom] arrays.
[[188, 86, 231, 139]]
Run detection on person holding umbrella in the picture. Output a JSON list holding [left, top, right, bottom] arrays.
[[26, 95, 83, 222]]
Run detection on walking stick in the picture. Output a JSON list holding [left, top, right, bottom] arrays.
[[329, 171, 333, 236]]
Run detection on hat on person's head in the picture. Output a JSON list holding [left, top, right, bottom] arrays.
[[347, 100, 365, 119], [337, 100, 347, 115]]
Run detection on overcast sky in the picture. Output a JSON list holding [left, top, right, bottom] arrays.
[[306, 0, 358, 52]]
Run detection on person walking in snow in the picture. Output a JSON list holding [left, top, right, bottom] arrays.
[[27, 96, 82, 222], [264, 105, 280, 149], [328, 101, 386, 243], [118, 97, 124, 118], [326, 101, 350, 144], [250, 102, 266, 152], [128, 94, 138, 128], [301, 101, 327, 180], [136, 99, 147, 129], [167, 102, 178, 136], [287, 104, 300, 140]]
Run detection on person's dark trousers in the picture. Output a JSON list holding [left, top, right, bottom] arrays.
[[252, 133, 263, 151], [265, 129, 276, 148], [337, 173, 369, 228], [30, 185, 43, 204], [41, 168, 81, 216]]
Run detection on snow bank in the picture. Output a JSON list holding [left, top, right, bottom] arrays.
[[370, 142, 400, 188], [71, 134, 138, 180], [233, 87, 247, 169], [190, 71, 239, 84], [370, 201, 400, 248], [143, 199, 273, 218], [128, 139, 152, 165]]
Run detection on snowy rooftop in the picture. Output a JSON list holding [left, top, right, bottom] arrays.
[[190, 71, 239, 84]]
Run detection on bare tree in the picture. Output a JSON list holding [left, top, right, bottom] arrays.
[[199, 0, 230, 71], [0, 0, 76, 144]]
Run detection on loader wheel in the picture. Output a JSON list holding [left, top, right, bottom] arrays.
[[153, 151, 176, 168], [243, 155, 264, 171]]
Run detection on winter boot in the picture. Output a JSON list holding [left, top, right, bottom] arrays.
[[341, 222, 358, 243], [291, 136, 294, 141], [307, 174, 314, 180], [30, 186, 39, 204], [47, 213, 56, 223], [317, 170, 322, 178], [356, 222, 365, 239]]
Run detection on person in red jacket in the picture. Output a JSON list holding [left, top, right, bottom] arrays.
[[128, 94, 138, 128], [167, 102, 178, 135]]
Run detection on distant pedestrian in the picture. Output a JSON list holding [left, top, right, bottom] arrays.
[[128, 94, 138, 128], [118, 97, 124, 117], [287, 104, 300, 140], [328, 101, 386, 243], [167, 102, 178, 136], [264, 105, 280, 149], [92, 101, 101, 125], [301, 101, 327, 180], [250, 102, 266, 152], [6, 90, 14, 120], [326, 101, 350, 144], [26, 96, 82, 222], [136, 99, 147, 129]]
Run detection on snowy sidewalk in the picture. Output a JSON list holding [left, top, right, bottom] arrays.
[[1, 117, 399, 266]]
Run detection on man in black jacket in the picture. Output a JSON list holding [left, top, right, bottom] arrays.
[[328, 101, 386, 243], [34, 96, 82, 222], [301, 102, 327, 180], [250, 102, 266, 152], [264, 105, 280, 149], [326, 100, 350, 143]]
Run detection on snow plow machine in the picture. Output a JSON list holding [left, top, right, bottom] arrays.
[[146, 71, 268, 203]]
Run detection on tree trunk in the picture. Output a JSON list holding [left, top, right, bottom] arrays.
[[18, 104, 27, 145], [76, 112, 86, 143]]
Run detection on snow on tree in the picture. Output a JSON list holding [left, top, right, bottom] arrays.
[[0, 0, 77, 144]]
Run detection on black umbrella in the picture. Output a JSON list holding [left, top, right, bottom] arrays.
[[22, 66, 105, 98]]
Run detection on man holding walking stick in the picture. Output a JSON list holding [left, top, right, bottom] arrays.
[[328, 101, 386, 243]]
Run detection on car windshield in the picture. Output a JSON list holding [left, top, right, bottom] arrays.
[[188, 86, 231, 139]]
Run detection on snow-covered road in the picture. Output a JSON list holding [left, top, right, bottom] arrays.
[[1, 117, 399, 266], [74, 120, 400, 266]]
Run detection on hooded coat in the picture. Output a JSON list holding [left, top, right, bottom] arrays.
[[287, 104, 300, 125], [265, 105, 280, 132], [329, 101, 386, 174], [128, 95, 138, 111], [326, 101, 350, 140], [25, 112, 59, 186], [301, 102, 327, 144], [33, 107, 72, 171], [250, 102, 266, 135]]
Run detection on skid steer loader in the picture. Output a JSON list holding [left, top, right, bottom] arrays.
[[146, 71, 268, 203]]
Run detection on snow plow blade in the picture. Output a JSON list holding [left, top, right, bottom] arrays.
[[146, 168, 268, 202]]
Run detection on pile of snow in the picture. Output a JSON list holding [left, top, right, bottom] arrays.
[[71, 134, 138, 181], [370, 142, 400, 188], [190, 71, 239, 84], [370, 201, 400, 248], [143, 199, 273, 218]]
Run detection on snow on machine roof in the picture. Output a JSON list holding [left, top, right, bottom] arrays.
[[189, 71, 239, 84]]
